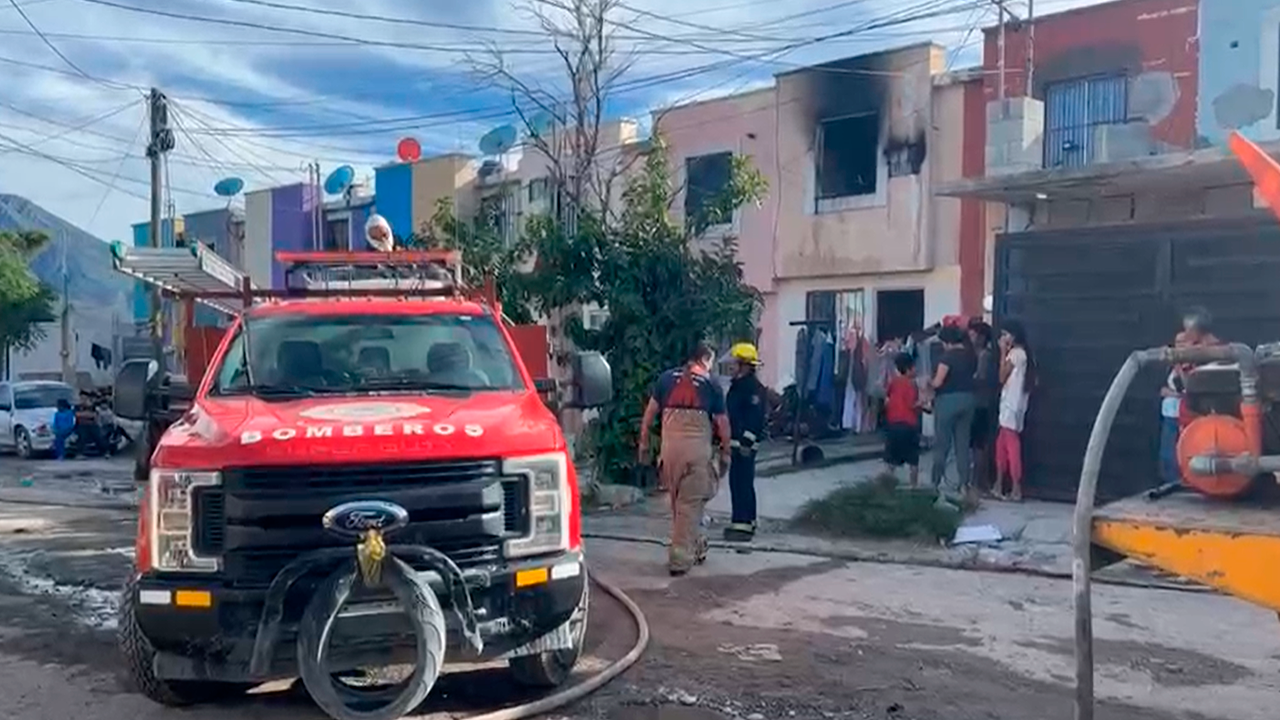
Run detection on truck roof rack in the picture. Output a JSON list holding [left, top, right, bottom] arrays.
[[110, 241, 254, 315], [110, 245, 478, 313]]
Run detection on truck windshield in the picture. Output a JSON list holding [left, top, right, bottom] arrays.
[[14, 385, 76, 410], [211, 313, 525, 396]]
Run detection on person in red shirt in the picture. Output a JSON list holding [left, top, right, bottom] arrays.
[[883, 352, 922, 487]]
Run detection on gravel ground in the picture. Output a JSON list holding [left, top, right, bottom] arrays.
[[0, 455, 1273, 720]]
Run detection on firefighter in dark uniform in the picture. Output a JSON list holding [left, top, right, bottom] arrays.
[[724, 342, 767, 542]]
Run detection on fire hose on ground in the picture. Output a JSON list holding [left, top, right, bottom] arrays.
[[247, 541, 650, 720]]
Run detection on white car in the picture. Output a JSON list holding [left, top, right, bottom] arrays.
[[0, 380, 77, 458]]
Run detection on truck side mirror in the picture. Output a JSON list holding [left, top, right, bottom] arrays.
[[115, 359, 159, 421], [569, 351, 612, 408], [168, 376, 196, 404]]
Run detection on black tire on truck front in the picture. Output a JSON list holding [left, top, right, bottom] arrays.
[[297, 557, 447, 720], [509, 574, 590, 688], [118, 579, 251, 706]]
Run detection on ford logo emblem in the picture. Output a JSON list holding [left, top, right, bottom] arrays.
[[322, 500, 410, 539]]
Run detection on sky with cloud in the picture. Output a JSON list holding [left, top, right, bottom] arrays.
[[0, 0, 1100, 245]]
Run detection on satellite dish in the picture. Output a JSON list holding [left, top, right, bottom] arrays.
[[527, 112, 553, 137], [365, 213, 394, 252], [396, 137, 422, 163], [213, 177, 244, 197], [479, 124, 517, 156], [324, 165, 355, 196]]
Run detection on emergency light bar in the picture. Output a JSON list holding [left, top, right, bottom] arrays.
[[111, 245, 484, 307], [275, 249, 464, 293], [273, 250, 462, 268]]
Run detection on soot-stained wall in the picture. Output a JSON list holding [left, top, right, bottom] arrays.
[[774, 43, 957, 280], [789, 48, 930, 184], [982, 0, 1198, 154]]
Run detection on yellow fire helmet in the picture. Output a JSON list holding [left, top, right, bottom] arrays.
[[729, 342, 761, 365]]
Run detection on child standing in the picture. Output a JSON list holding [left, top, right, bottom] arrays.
[[995, 320, 1033, 501], [52, 398, 76, 460], [883, 352, 922, 487]]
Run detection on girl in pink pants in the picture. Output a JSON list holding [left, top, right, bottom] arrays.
[[995, 320, 1033, 501]]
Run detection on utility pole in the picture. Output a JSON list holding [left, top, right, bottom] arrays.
[[59, 263, 72, 386], [146, 88, 174, 367], [995, 0, 1007, 110], [1026, 0, 1036, 95]]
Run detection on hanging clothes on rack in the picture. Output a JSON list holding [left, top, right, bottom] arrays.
[[793, 326, 810, 389], [807, 327, 827, 397], [840, 326, 869, 432]]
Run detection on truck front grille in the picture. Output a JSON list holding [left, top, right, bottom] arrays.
[[194, 459, 527, 587]]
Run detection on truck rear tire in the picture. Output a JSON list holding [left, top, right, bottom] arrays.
[[118, 579, 251, 706], [509, 577, 589, 689]]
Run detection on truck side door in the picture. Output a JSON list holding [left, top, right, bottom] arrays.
[[0, 383, 11, 449]]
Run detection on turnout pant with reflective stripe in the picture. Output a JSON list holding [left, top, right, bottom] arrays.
[[659, 409, 719, 572]]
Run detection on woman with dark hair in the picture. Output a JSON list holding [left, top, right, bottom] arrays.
[[995, 319, 1035, 501], [928, 325, 978, 495], [968, 320, 998, 494]]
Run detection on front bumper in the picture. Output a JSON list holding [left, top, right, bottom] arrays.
[[132, 550, 586, 683], [27, 431, 54, 451]]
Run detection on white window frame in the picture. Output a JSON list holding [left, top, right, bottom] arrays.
[[811, 111, 888, 214]]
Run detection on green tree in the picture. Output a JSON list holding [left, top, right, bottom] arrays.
[[405, 199, 535, 325], [401, 140, 767, 485], [0, 231, 57, 365], [564, 137, 766, 482]]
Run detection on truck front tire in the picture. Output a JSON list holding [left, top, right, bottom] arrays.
[[118, 579, 250, 706], [509, 578, 589, 688]]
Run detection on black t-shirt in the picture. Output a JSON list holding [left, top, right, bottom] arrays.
[[651, 368, 726, 418], [936, 347, 976, 395]]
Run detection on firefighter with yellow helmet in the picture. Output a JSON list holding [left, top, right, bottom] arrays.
[[724, 341, 767, 542]]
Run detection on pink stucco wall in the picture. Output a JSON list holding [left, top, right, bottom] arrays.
[[654, 87, 781, 385]]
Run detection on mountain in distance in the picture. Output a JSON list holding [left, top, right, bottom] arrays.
[[0, 194, 132, 313]]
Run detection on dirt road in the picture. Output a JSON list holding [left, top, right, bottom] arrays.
[[0, 497, 1274, 720]]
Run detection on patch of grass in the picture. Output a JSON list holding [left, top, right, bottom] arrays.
[[792, 473, 963, 542]]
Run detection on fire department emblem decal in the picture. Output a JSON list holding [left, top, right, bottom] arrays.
[[299, 402, 431, 423]]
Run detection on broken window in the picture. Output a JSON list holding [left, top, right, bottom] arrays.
[[684, 151, 733, 225], [817, 113, 879, 200]]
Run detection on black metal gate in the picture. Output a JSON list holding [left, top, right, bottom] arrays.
[[994, 213, 1280, 501]]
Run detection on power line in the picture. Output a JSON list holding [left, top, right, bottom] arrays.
[[214, 0, 547, 37], [75, 0, 559, 55], [87, 110, 147, 226], [4, 0, 106, 84], [0, 98, 141, 154]]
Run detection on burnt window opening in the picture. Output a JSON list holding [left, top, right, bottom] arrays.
[[323, 217, 349, 251], [817, 113, 879, 200], [684, 151, 734, 225], [885, 140, 926, 178]]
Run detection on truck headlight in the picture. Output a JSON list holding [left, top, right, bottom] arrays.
[[502, 452, 569, 559], [148, 469, 221, 573]]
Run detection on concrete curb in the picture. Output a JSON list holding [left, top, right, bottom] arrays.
[[581, 530, 1212, 595]]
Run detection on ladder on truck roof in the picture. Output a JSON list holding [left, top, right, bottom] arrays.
[[109, 240, 254, 315], [109, 245, 476, 310]]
